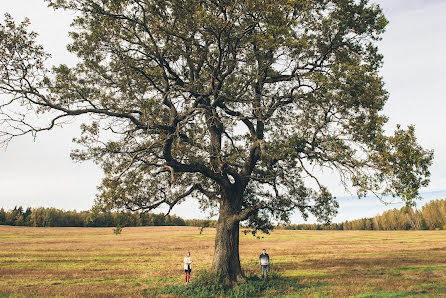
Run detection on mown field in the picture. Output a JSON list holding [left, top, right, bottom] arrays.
[[0, 226, 445, 297]]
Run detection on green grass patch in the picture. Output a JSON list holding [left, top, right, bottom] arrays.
[[155, 270, 305, 297], [390, 265, 446, 273], [353, 290, 431, 297], [418, 282, 446, 293], [282, 268, 328, 278]]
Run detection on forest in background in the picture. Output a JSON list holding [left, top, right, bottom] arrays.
[[0, 206, 215, 228], [1, 199, 445, 231], [283, 199, 446, 231]]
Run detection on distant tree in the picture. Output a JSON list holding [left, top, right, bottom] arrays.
[[87, 211, 115, 227], [5, 206, 19, 226], [422, 200, 446, 230], [140, 213, 152, 226], [185, 218, 216, 228], [29, 208, 42, 227], [171, 215, 186, 226], [47, 208, 60, 226], [114, 212, 131, 227], [413, 210, 424, 230], [23, 207, 32, 226], [398, 206, 417, 230], [152, 214, 166, 226], [0, 0, 434, 283], [373, 215, 381, 230], [14, 213, 24, 226], [11, 208, 25, 226], [113, 225, 123, 235], [364, 218, 373, 230], [0, 208, 5, 225], [133, 212, 143, 226]]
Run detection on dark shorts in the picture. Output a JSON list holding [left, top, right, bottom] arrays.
[[185, 265, 191, 273]]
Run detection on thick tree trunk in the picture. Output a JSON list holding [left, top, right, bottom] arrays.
[[211, 199, 244, 285]]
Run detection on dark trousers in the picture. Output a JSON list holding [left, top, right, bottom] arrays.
[[261, 265, 269, 278]]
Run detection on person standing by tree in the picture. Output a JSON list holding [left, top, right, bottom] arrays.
[[184, 252, 192, 284], [259, 249, 270, 279]]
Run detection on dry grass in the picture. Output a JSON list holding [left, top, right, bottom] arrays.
[[0, 226, 445, 297]]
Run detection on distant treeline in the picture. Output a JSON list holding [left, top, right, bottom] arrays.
[[283, 199, 446, 231], [0, 206, 216, 228], [2, 199, 446, 230]]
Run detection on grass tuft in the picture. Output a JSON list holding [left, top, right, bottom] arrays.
[[353, 289, 430, 298], [157, 270, 304, 297]]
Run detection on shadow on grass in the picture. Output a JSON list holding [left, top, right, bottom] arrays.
[[152, 270, 308, 297], [353, 289, 430, 298]]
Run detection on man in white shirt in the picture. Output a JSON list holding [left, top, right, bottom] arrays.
[[259, 249, 270, 279]]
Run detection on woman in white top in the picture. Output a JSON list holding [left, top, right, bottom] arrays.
[[184, 252, 192, 284]]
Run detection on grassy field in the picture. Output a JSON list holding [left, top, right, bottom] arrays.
[[0, 226, 445, 297]]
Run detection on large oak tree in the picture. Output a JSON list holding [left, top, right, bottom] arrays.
[[0, 0, 433, 284]]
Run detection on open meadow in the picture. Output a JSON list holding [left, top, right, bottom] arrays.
[[0, 226, 445, 297]]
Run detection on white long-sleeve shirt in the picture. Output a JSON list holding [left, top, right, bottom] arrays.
[[259, 253, 270, 265], [184, 256, 192, 270]]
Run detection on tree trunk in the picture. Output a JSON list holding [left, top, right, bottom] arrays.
[[211, 199, 244, 285]]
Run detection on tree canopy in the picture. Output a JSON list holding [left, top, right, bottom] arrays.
[[0, 0, 433, 284]]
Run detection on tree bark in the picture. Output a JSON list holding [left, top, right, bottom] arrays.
[[211, 197, 244, 285]]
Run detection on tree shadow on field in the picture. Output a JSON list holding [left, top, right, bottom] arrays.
[[151, 270, 309, 297]]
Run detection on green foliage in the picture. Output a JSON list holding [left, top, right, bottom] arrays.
[[1, 206, 30, 226], [0, 208, 5, 225], [366, 126, 434, 205], [158, 270, 301, 297], [113, 225, 123, 235], [184, 219, 217, 229]]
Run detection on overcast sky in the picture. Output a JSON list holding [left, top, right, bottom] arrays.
[[1, 0, 445, 223]]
